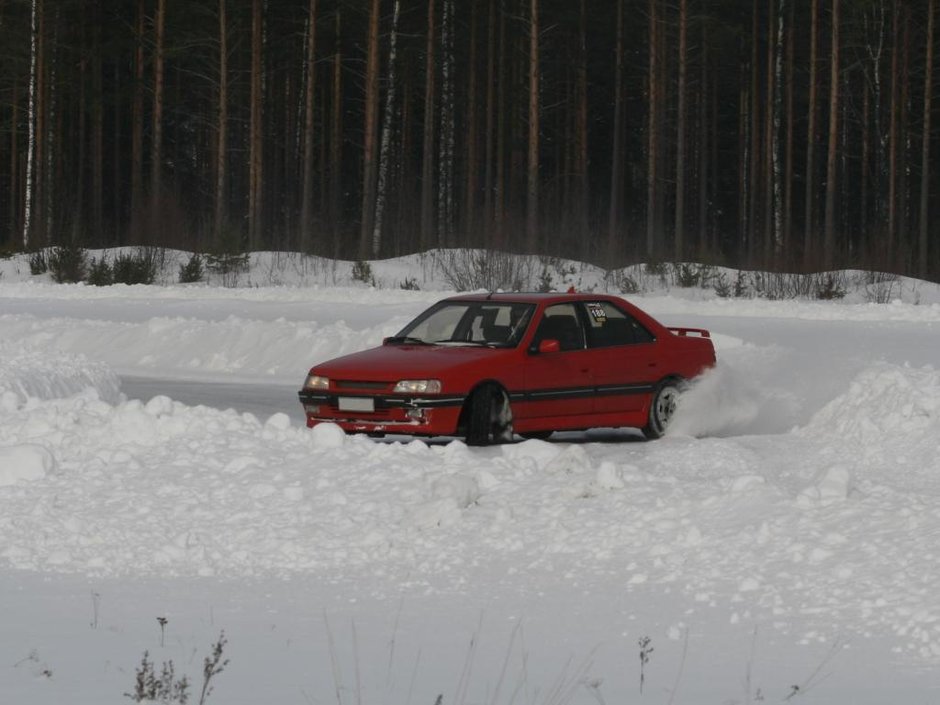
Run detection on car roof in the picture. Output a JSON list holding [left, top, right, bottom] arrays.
[[444, 292, 625, 305]]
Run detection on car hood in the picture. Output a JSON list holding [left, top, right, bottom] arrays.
[[310, 344, 512, 381]]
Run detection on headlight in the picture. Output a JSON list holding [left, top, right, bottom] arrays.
[[393, 379, 442, 394], [304, 374, 330, 390]]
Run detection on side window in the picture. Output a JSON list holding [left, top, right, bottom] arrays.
[[583, 301, 654, 348], [533, 303, 585, 351]]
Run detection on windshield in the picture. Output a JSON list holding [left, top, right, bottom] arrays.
[[391, 301, 535, 347]]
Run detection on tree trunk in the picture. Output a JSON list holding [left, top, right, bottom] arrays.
[[371, 0, 400, 257], [823, 0, 840, 268], [675, 0, 688, 260], [299, 0, 317, 252], [608, 0, 624, 255], [420, 0, 436, 249], [747, 0, 759, 262], [464, 0, 479, 241], [9, 80, 17, 242], [526, 0, 539, 253], [358, 0, 380, 258], [698, 16, 709, 251], [150, 0, 166, 240], [438, 0, 455, 246], [646, 0, 659, 257], [92, 11, 103, 241], [783, 0, 794, 258], [920, 0, 934, 278], [803, 0, 818, 265], [483, 0, 496, 244], [23, 0, 41, 249], [130, 0, 144, 243], [888, 0, 899, 261], [214, 0, 229, 246], [575, 0, 588, 243], [770, 0, 784, 258], [494, 0, 507, 247], [899, 6, 911, 247], [330, 7, 342, 255]]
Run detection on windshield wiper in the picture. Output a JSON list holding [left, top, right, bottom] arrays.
[[384, 335, 431, 345]]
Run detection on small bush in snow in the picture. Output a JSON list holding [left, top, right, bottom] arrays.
[[206, 252, 249, 287], [87, 256, 114, 286], [399, 276, 420, 290], [644, 260, 668, 281], [352, 259, 375, 285], [125, 652, 190, 704], [179, 254, 205, 283], [28, 249, 48, 275], [49, 243, 88, 283], [125, 631, 228, 705], [815, 273, 846, 300], [435, 249, 532, 291], [113, 249, 158, 285], [537, 267, 553, 292]]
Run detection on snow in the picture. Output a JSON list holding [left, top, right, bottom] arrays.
[[2, 250, 940, 703]]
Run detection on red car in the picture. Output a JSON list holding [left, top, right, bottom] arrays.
[[298, 292, 715, 444]]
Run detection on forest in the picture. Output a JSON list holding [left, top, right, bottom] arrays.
[[0, 0, 937, 281]]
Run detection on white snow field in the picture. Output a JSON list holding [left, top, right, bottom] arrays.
[[1, 250, 940, 704]]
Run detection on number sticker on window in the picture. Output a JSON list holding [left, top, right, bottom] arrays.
[[587, 303, 607, 322]]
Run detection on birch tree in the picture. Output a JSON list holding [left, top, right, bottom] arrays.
[[22, 0, 39, 249], [371, 0, 401, 256]]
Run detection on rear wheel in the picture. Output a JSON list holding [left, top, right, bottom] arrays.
[[465, 385, 513, 446], [642, 379, 682, 440]]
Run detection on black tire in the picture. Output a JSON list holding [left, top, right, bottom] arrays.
[[519, 431, 553, 441], [642, 379, 682, 440], [465, 385, 513, 446]]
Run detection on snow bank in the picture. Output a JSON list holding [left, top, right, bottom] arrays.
[[801, 363, 940, 489], [0, 313, 409, 382], [0, 340, 120, 405]]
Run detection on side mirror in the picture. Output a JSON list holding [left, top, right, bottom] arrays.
[[537, 339, 560, 354]]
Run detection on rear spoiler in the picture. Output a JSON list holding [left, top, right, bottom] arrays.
[[668, 327, 711, 338]]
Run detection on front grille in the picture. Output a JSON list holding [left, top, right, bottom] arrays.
[[334, 380, 389, 391]]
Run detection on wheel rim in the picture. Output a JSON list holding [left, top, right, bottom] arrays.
[[655, 385, 679, 430], [493, 391, 513, 442]]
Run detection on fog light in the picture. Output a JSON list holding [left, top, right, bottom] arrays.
[[406, 408, 426, 422], [304, 404, 321, 414]]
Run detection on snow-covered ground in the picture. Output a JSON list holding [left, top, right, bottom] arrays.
[[1, 250, 940, 704]]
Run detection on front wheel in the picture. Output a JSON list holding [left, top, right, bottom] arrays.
[[465, 385, 513, 446], [518, 431, 553, 441], [642, 379, 683, 440]]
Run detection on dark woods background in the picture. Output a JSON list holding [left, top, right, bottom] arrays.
[[0, 0, 938, 280]]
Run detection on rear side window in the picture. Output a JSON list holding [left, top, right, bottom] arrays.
[[582, 301, 654, 347], [533, 303, 585, 351]]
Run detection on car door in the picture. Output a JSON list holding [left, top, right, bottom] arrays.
[[578, 300, 659, 414], [517, 303, 594, 421]]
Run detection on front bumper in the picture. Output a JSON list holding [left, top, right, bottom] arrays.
[[297, 389, 465, 436]]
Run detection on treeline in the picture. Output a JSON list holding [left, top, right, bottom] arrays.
[[0, 0, 937, 280]]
